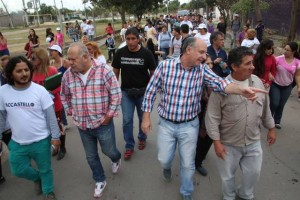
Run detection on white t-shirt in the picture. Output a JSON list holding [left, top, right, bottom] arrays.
[[96, 55, 106, 65], [241, 38, 260, 54], [194, 32, 211, 47], [169, 36, 182, 58], [87, 24, 95, 36], [0, 82, 53, 144], [81, 22, 88, 33], [120, 28, 127, 38], [79, 67, 92, 86]]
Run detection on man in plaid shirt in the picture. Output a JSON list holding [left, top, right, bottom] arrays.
[[60, 42, 121, 198], [141, 38, 267, 200]]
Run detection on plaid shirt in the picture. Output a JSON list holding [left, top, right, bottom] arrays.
[[142, 57, 231, 122], [61, 63, 121, 130]]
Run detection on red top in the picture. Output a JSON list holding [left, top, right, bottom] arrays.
[[105, 26, 114, 34], [260, 55, 277, 85], [32, 66, 63, 112]]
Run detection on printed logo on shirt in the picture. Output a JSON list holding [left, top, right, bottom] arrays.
[[5, 102, 35, 108], [121, 57, 144, 65]]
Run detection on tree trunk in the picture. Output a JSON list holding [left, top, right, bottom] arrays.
[[117, 7, 126, 24], [254, 0, 262, 22], [287, 0, 300, 42]]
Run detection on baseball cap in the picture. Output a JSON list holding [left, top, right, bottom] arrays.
[[48, 45, 62, 54], [198, 23, 207, 29], [56, 27, 61, 31]]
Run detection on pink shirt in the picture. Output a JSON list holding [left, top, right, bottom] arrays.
[[55, 33, 64, 47], [0, 41, 8, 50], [274, 55, 300, 86]]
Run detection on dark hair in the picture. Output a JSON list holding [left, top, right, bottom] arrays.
[[180, 24, 189, 34], [182, 37, 197, 54], [146, 38, 155, 55], [228, 47, 253, 71], [209, 31, 224, 45], [287, 42, 300, 59], [253, 39, 274, 77], [173, 26, 180, 34], [125, 27, 140, 38], [5, 56, 33, 86]]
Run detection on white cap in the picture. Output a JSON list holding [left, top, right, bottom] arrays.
[[192, 30, 198, 34], [56, 27, 61, 31], [234, 14, 239, 17], [48, 45, 62, 54], [198, 23, 207, 29]]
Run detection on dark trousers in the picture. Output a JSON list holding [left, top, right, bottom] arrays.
[[108, 49, 115, 61], [0, 130, 12, 177], [195, 99, 213, 168], [269, 82, 293, 124]]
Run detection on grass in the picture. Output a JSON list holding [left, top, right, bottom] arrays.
[[2, 21, 122, 55]]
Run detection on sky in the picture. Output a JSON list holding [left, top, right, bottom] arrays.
[[1, 0, 190, 12]]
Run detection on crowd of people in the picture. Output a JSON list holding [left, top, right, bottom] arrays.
[[0, 13, 299, 200]]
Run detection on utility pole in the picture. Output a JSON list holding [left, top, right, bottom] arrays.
[[22, 0, 29, 26], [53, 0, 63, 33], [60, 0, 64, 22], [33, 0, 40, 26]]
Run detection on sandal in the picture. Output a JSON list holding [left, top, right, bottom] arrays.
[[124, 149, 134, 160], [138, 140, 146, 150]]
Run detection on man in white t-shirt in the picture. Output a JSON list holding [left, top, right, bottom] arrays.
[[168, 26, 182, 58], [0, 56, 60, 200], [180, 15, 193, 34], [80, 19, 88, 35]]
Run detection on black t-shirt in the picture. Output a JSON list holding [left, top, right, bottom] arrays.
[[112, 46, 156, 89], [217, 22, 227, 35]]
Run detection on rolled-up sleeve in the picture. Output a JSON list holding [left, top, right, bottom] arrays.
[[203, 66, 232, 95], [142, 62, 163, 112], [205, 92, 222, 141], [105, 69, 122, 117]]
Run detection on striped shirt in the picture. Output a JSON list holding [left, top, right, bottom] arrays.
[[142, 57, 231, 122], [60, 62, 121, 130]]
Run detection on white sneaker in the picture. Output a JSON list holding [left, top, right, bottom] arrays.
[[112, 159, 121, 174], [94, 181, 106, 198]]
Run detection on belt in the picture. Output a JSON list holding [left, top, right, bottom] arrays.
[[161, 116, 197, 124]]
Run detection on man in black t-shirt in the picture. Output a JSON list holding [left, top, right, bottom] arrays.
[[217, 17, 227, 36], [112, 28, 156, 160]]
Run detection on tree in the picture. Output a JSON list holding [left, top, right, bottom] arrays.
[[231, 0, 269, 26], [127, 0, 163, 22], [287, 0, 300, 42], [189, 0, 206, 10]]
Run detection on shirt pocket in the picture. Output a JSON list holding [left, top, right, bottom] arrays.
[[222, 104, 241, 122]]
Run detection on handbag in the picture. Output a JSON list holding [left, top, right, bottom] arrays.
[[124, 87, 146, 97], [24, 42, 30, 51]]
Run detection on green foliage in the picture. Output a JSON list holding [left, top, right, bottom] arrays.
[[231, 0, 269, 13], [39, 3, 55, 15], [189, 0, 206, 9]]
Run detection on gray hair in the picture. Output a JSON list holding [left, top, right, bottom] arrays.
[[68, 42, 89, 57], [209, 31, 224, 45], [182, 37, 197, 54]]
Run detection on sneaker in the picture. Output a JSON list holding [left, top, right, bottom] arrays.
[[94, 181, 106, 198], [275, 124, 281, 129], [0, 176, 6, 185], [34, 179, 42, 195], [43, 192, 56, 200], [182, 195, 193, 200], [57, 148, 66, 160], [124, 149, 134, 160], [163, 169, 172, 182], [138, 140, 146, 150], [298, 96, 300, 101], [112, 159, 121, 174], [196, 166, 208, 176]]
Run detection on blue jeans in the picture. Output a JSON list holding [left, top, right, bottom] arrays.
[[160, 47, 169, 60], [121, 90, 146, 150], [157, 117, 199, 196], [78, 120, 121, 182], [8, 137, 54, 194], [269, 82, 293, 124], [215, 141, 262, 200]]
